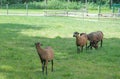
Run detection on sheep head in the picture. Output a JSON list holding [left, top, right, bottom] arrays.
[[93, 44, 98, 49], [73, 32, 79, 37], [80, 33, 86, 36], [91, 42, 98, 49], [35, 42, 43, 46]]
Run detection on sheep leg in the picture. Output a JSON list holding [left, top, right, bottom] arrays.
[[45, 60, 48, 75], [87, 42, 92, 49], [94, 41, 98, 49], [89, 42, 93, 50], [51, 60, 53, 72], [42, 61, 45, 75], [80, 46, 83, 52], [101, 40, 103, 47], [87, 45, 90, 49], [46, 66, 47, 75], [96, 43, 98, 49], [81, 46, 84, 52]]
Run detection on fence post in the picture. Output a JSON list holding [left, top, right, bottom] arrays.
[[98, 5, 101, 19], [6, 4, 8, 15], [118, 8, 120, 16], [98, 5, 101, 15], [1, 0, 2, 9], [26, 3, 28, 16], [112, 5, 115, 15], [98, 0, 102, 20]]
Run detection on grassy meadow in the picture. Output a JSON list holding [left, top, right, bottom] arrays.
[[0, 16, 120, 79]]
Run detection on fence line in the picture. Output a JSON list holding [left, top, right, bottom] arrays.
[[0, 4, 120, 18], [1, 9, 120, 18]]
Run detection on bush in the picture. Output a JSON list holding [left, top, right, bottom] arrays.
[[46, 0, 63, 9], [88, 2, 98, 10], [1, 1, 110, 10], [1, 1, 83, 9], [9, 4, 26, 9]]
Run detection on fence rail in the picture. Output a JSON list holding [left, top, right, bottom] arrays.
[[0, 4, 120, 18], [0, 5, 120, 18], [1, 9, 120, 18]]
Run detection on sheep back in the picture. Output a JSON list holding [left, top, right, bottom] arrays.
[[42, 47, 54, 60], [87, 32, 99, 42], [96, 31, 103, 41]]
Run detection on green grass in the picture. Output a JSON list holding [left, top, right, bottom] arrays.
[[0, 16, 120, 79], [0, 9, 45, 14]]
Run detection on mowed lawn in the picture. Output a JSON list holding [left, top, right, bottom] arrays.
[[0, 16, 120, 79]]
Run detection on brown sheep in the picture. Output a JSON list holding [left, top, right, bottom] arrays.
[[35, 42, 54, 75], [87, 31, 103, 49], [73, 32, 88, 53]]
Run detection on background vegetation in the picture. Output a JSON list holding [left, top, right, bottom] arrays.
[[1, 0, 120, 4], [1, 0, 120, 9], [0, 16, 120, 79]]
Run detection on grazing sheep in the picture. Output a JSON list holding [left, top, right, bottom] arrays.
[[73, 32, 88, 53], [87, 31, 103, 49], [35, 42, 54, 75]]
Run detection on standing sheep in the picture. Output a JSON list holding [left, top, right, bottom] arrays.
[[87, 31, 103, 49], [35, 42, 54, 75], [73, 32, 88, 53]]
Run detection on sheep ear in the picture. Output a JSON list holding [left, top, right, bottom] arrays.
[[41, 44, 43, 46]]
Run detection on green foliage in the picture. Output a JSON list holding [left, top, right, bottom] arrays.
[[88, 2, 98, 10], [28, 1, 45, 9], [66, 1, 82, 9], [1, 0, 120, 5], [1, 0, 114, 10], [28, 0, 83, 9], [88, 2, 110, 10], [9, 4, 26, 9], [1, 1, 84, 9], [46, 0, 64, 9]]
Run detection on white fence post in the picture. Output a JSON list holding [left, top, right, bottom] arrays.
[[1, 0, 2, 9], [6, 4, 8, 15], [118, 8, 120, 16], [26, 3, 28, 16]]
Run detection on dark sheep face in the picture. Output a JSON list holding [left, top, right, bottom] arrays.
[[73, 32, 79, 37], [91, 42, 98, 49]]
